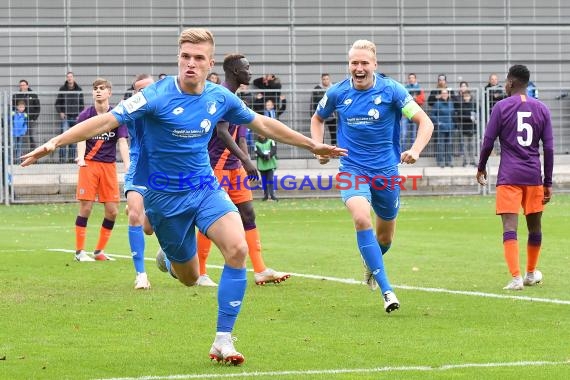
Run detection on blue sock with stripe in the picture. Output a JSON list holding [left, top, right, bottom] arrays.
[[128, 225, 146, 273], [357, 229, 392, 293], [217, 265, 247, 332]]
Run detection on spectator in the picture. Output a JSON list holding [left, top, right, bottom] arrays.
[[454, 81, 478, 166], [207, 72, 221, 84], [263, 98, 286, 120], [427, 73, 452, 108], [246, 97, 286, 153], [255, 133, 278, 201], [55, 72, 85, 163], [310, 73, 337, 145], [252, 73, 282, 113], [484, 73, 505, 114], [11, 100, 28, 163], [430, 88, 455, 168], [12, 79, 41, 151], [401, 73, 425, 150], [527, 80, 538, 99]]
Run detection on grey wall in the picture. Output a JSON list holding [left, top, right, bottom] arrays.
[[1, 0, 570, 92]]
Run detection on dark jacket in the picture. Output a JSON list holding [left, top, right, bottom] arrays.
[[12, 90, 41, 121], [252, 75, 282, 106], [453, 93, 477, 136], [55, 82, 85, 118]]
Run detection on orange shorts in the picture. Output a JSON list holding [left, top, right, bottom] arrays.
[[214, 167, 253, 205], [76, 160, 120, 203], [496, 185, 544, 215]]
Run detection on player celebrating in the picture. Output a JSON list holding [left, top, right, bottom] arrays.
[[195, 53, 290, 287], [477, 64, 553, 291], [21, 28, 346, 365], [310, 39, 433, 313]]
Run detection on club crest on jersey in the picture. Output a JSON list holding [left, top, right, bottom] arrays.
[[207, 101, 217, 115]]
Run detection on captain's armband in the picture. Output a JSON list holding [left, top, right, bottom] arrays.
[[402, 100, 422, 120]]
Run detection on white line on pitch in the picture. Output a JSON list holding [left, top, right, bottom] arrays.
[[96, 360, 570, 380], [46, 249, 570, 306]]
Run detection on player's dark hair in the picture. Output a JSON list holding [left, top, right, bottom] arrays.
[[508, 65, 530, 86], [223, 53, 245, 73]]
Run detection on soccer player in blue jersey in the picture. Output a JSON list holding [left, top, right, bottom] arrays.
[[311, 39, 434, 313], [21, 28, 346, 365], [124, 73, 155, 289], [477, 64, 553, 291]]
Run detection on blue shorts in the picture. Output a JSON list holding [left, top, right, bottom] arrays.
[[124, 174, 147, 197], [338, 166, 400, 221], [144, 187, 237, 263]]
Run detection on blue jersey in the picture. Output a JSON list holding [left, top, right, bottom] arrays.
[[316, 73, 413, 175], [127, 118, 143, 166], [123, 118, 145, 194], [111, 76, 256, 192]]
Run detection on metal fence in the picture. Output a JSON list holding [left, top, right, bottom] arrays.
[[1, 85, 568, 203]]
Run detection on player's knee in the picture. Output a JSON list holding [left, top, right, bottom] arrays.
[[377, 235, 393, 247], [107, 209, 119, 220], [224, 240, 248, 267], [353, 215, 373, 231]]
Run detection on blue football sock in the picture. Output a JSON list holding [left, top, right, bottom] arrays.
[[128, 225, 146, 273], [217, 265, 247, 333], [357, 229, 393, 294]]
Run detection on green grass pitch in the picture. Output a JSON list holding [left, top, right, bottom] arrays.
[[1, 195, 569, 379]]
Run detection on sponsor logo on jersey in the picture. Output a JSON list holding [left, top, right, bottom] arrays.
[[172, 107, 184, 115], [122, 92, 147, 114], [368, 108, 380, 119], [318, 94, 329, 109], [200, 119, 212, 133]]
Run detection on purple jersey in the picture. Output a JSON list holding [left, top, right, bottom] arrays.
[[77, 106, 129, 163], [208, 82, 247, 170], [479, 94, 554, 186]]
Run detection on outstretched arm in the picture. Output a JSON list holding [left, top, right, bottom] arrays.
[[216, 121, 259, 180], [20, 112, 119, 166], [247, 114, 346, 157]]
